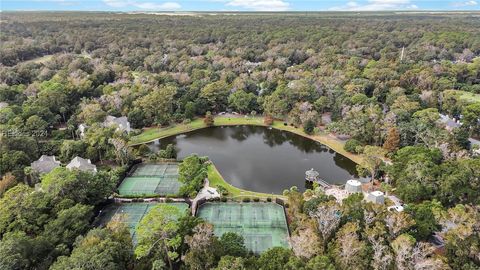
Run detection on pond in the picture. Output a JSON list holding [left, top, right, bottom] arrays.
[[148, 125, 362, 194]]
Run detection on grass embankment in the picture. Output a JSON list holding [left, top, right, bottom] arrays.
[[130, 116, 364, 165], [457, 90, 480, 103], [270, 122, 364, 165], [23, 54, 54, 64], [207, 163, 286, 200], [129, 117, 264, 145]]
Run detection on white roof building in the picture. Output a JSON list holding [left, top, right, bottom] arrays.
[[78, 123, 88, 138], [31, 155, 61, 174], [366, 191, 385, 204], [103, 115, 131, 133], [66, 156, 97, 173], [469, 138, 480, 155], [345, 179, 362, 193], [305, 168, 319, 182]]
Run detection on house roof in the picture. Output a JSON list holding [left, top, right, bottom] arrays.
[[469, 138, 480, 146], [439, 114, 461, 129], [31, 155, 61, 174], [66, 156, 97, 173], [0, 102, 8, 109], [321, 113, 332, 125], [371, 191, 384, 197], [103, 115, 131, 132], [346, 179, 362, 187]]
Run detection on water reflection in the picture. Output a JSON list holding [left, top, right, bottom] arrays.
[[149, 126, 360, 194]]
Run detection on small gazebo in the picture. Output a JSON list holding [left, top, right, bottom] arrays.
[[366, 191, 385, 204], [305, 168, 319, 182], [345, 179, 362, 193]]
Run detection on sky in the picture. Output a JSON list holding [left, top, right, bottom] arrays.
[[1, 0, 479, 12]]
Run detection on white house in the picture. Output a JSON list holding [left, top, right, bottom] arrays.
[[345, 179, 362, 193], [103, 115, 131, 133], [366, 191, 385, 204], [66, 156, 97, 173], [469, 138, 480, 155], [78, 123, 88, 138]]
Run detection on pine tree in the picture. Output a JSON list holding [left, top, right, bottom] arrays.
[[204, 111, 214, 127], [383, 127, 400, 153]]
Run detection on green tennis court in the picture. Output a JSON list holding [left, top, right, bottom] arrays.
[[130, 163, 178, 177], [118, 163, 182, 196], [196, 202, 290, 253], [96, 202, 189, 243]]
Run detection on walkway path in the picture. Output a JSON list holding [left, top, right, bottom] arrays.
[[191, 178, 220, 215], [387, 195, 402, 207], [114, 197, 188, 203]]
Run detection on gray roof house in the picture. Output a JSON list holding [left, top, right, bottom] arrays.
[[103, 115, 131, 133], [66, 156, 97, 173], [31, 155, 61, 174], [469, 138, 480, 155], [439, 114, 461, 132]]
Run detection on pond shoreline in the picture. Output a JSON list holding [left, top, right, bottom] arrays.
[[207, 163, 287, 199], [130, 116, 365, 165]]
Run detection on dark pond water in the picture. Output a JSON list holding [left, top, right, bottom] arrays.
[[148, 126, 360, 194]]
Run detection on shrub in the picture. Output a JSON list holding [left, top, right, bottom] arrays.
[[188, 191, 198, 198], [242, 197, 251, 202], [216, 185, 228, 196], [266, 197, 272, 202], [158, 144, 177, 159], [303, 119, 316, 135], [204, 111, 214, 126], [221, 197, 228, 202], [137, 144, 151, 156], [253, 197, 260, 202], [130, 129, 142, 136], [354, 145, 364, 154], [344, 139, 362, 153]]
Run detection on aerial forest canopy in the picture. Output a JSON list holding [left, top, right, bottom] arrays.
[[0, 11, 479, 270]]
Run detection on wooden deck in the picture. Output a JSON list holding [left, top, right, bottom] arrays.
[[306, 177, 331, 189]]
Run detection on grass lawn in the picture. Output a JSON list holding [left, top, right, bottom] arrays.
[[130, 116, 364, 165], [207, 163, 286, 199], [457, 90, 480, 103], [21, 53, 91, 65], [23, 54, 54, 64], [130, 117, 265, 145], [130, 119, 207, 145]]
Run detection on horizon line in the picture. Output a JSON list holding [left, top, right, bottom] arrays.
[[2, 10, 480, 12]]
